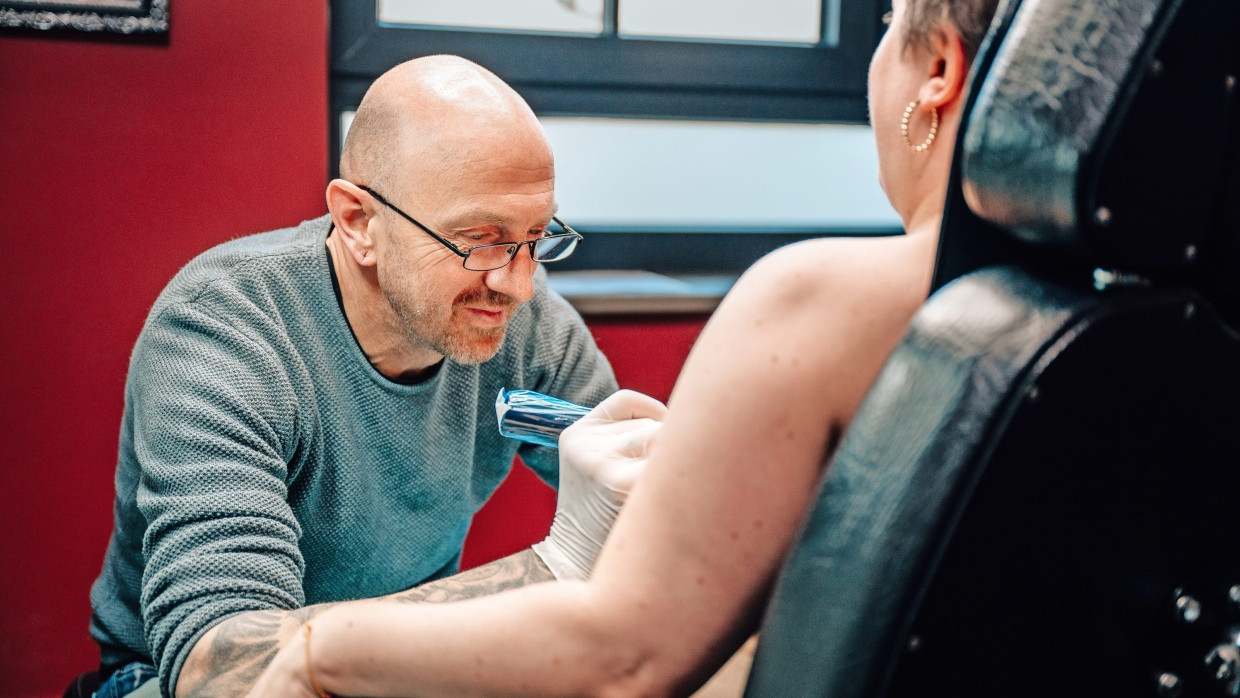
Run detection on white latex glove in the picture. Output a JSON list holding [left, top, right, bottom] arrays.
[[533, 389, 668, 580]]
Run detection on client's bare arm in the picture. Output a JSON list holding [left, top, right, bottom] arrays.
[[175, 550, 553, 697]]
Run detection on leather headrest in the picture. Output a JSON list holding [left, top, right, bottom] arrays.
[[957, 0, 1239, 275]]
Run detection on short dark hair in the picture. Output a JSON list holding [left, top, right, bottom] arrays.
[[904, 0, 1002, 62]]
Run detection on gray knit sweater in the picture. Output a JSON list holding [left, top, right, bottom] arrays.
[[87, 215, 617, 697]]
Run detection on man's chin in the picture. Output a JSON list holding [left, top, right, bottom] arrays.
[[443, 328, 507, 365]]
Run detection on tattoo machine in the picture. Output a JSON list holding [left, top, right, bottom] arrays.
[[495, 388, 591, 449]]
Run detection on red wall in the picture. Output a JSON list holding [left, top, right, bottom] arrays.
[[0, 7, 705, 696], [0, 3, 329, 696]]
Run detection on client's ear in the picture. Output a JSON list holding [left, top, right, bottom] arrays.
[[917, 21, 969, 112]]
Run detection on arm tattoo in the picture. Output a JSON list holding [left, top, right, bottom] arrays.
[[387, 549, 555, 604], [178, 605, 331, 698], [176, 550, 553, 697]]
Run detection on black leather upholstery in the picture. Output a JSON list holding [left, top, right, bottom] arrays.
[[744, 0, 1240, 695], [961, 0, 1165, 247], [933, 0, 1240, 288]]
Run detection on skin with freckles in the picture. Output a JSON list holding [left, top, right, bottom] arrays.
[[244, 1, 998, 694]]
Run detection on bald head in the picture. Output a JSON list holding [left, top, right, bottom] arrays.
[[340, 55, 552, 200]]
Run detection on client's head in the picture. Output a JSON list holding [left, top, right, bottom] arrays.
[[867, 0, 1001, 229]]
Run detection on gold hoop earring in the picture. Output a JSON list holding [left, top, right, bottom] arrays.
[[902, 100, 939, 153]]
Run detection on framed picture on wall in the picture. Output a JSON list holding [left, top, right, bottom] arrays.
[[0, 0, 168, 35]]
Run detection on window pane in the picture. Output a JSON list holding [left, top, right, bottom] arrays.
[[377, 0, 604, 34], [619, 0, 821, 44], [541, 117, 895, 229]]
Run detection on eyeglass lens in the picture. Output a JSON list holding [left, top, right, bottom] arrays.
[[462, 234, 579, 271], [533, 235, 578, 262]]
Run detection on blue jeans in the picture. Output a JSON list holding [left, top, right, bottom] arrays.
[[94, 661, 157, 698]]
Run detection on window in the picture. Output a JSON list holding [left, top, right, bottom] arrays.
[[618, 0, 823, 44], [377, 0, 606, 35], [330, 0, 896, 273]]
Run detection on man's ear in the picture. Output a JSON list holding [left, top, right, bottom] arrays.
[[917, 21, 969, 112], [326, 179, 379, 267]]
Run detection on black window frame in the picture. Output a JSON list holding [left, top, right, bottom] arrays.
[[330, 0, 896, 273]]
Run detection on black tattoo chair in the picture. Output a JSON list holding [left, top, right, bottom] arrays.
[[745, 0, 1240, 696]]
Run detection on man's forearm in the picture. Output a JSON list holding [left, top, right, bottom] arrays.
[[176, 606, 323, 698], [389, 545, 554, 604], [175, 549, 554, 697]]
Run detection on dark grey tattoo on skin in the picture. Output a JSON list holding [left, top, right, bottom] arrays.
[[389, 549, 555, 604], [179, 606, 329, 698], [177, 549, 554, 697]]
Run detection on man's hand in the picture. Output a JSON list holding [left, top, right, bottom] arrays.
[[534, 389, 667, 580]]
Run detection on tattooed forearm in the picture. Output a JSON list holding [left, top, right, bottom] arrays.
[[177, 605, 334, 698], [389, 549, 555, 604], [175, 549, 554, 696]]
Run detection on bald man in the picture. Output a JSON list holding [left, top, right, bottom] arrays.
[[86, 56, 618, 698]]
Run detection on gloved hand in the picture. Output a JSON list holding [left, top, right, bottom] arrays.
[[533, 389, 668, 580]]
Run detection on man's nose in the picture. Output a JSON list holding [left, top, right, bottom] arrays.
[[482, 244, 536, 304]]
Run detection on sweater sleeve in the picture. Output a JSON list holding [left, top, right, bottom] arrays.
[[517, 286, 619, 484], [131, 300, 304, 698]]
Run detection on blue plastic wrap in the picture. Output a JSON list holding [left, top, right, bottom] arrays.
[[495, 388, 591, 448]]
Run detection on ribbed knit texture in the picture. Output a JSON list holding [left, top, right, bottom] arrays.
[[87, 215, 617, 697]]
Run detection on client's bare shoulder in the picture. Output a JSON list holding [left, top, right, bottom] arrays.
[[713, 232, 938, 431], [740, 231, 935, 305]]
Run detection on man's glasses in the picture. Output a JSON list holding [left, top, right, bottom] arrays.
[[357, 185, 582, 272]]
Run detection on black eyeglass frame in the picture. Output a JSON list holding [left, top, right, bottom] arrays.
[[356, 184, 583, 271]]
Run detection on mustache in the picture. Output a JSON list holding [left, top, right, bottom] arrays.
[[454, 287, 519, 310]]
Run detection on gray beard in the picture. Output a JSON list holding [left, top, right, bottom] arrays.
[[382, 281, 512, 365]]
